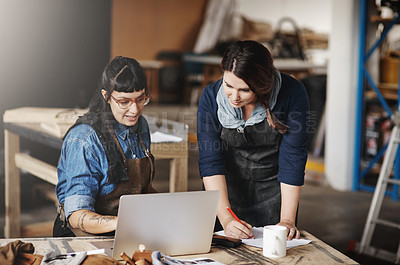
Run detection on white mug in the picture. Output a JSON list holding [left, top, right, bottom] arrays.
[[263, 225, 287, 258]]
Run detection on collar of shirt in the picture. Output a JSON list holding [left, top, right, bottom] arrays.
[[114, 116, 142, 140]]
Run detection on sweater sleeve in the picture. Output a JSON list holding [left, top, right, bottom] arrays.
[[197, 80, 227, 178], [276, 75, 309, 186]]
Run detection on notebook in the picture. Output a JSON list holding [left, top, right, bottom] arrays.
[[112, 190, 220, 258]]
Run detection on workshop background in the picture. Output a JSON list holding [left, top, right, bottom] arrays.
[[1, 0, 399, 264]]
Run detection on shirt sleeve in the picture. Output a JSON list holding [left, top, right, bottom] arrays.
[[197, 80, 227, 178], [56, 125, 107, 219], [277, 77, 309, 186]]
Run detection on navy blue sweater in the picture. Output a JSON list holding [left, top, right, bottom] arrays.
[[197, 73, 309, 186]]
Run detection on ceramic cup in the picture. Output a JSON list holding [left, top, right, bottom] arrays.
[[262, 225, 287, 258]]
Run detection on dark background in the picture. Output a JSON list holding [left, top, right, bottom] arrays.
[[0, 0, 111, 211]]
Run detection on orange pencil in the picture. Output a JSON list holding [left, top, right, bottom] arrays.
[[226, 207, 254, 239]]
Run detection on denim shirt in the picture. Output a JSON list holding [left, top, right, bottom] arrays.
[[55, 116, 151, 219]]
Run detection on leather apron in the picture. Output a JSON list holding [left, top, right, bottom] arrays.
[[221, 119, 283, 227], [66, 131, 154, 237]]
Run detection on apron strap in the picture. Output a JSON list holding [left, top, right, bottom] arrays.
[[110, 129, 128, 169], [138, 133, 155, 182], [109, 124, 155, 185]]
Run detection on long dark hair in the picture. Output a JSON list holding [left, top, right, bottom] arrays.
[[89, 56, 148, 114], [221, 40, 288, 134]]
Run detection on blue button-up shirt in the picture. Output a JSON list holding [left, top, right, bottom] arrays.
[[55, 116, 151, 219]]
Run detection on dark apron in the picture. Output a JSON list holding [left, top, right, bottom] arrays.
[[221, 119, 283, 227], [54, 131, 154, 237]]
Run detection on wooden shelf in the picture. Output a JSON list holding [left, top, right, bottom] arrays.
[[361, 160, 395, 177], [370, 15, 398, 23], [379, 83, 399, 90], [365, 83, 399, 101]]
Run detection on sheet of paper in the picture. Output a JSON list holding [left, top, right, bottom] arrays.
[[216, 227, 311, 249], [150, 131, 183, 143]]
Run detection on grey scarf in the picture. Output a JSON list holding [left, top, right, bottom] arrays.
[[217, 68, 282, 132]]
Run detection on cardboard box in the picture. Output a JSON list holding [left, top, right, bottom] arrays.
[[380, 50, 399, 84]]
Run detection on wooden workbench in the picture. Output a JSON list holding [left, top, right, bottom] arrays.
[[0, 231, 359, 264], [3, 107, 189, 238]]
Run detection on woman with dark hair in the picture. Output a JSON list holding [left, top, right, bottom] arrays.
[[197, 40, 309, 240], [54, 56, 155, 237]]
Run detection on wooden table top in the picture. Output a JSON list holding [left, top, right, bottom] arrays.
[[0, 231, 358, 264]]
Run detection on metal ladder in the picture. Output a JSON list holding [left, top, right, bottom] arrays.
[[358, 111, 400, 264]]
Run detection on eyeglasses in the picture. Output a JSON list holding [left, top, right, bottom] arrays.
[[110, 94, 150, 109]]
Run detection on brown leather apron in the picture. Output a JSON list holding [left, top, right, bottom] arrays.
[[66, 130, 154, 237]]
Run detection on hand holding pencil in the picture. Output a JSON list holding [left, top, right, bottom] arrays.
[[226, 207, 254, 239]]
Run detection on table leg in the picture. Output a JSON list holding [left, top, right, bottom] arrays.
[[4, 129, 21, 238], [169, 157, 188, 192]]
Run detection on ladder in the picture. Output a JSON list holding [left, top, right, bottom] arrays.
[[358, 111, 400, 264]]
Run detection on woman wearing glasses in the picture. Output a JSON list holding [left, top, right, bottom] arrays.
[[53, 56, 154, 236]]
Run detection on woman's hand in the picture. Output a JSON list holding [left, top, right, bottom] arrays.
[[223, 217, 253, 239], [277, 219, 300, 240]]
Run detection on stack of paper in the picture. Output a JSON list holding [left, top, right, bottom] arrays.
[[150, 131, 183, 143]]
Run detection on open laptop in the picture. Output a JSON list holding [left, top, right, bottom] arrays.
[[111, 190, 219, 259]]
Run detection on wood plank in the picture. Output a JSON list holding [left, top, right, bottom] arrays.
[[0, 230, 359, 264], [181, 231, 359, 264], [21, 221, 53, 238], [111, 0, 207, 60], [138, 60, 165, 69], [0, 237, 110, 255], [365, 90, 398, 101], [151, 142, 188, 159], [3, 107, 87, 124], [169, 157, 188, 192], [4, 130, 21, 238], [15, 153, 58, 185], [4, 123, 63, 150]]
